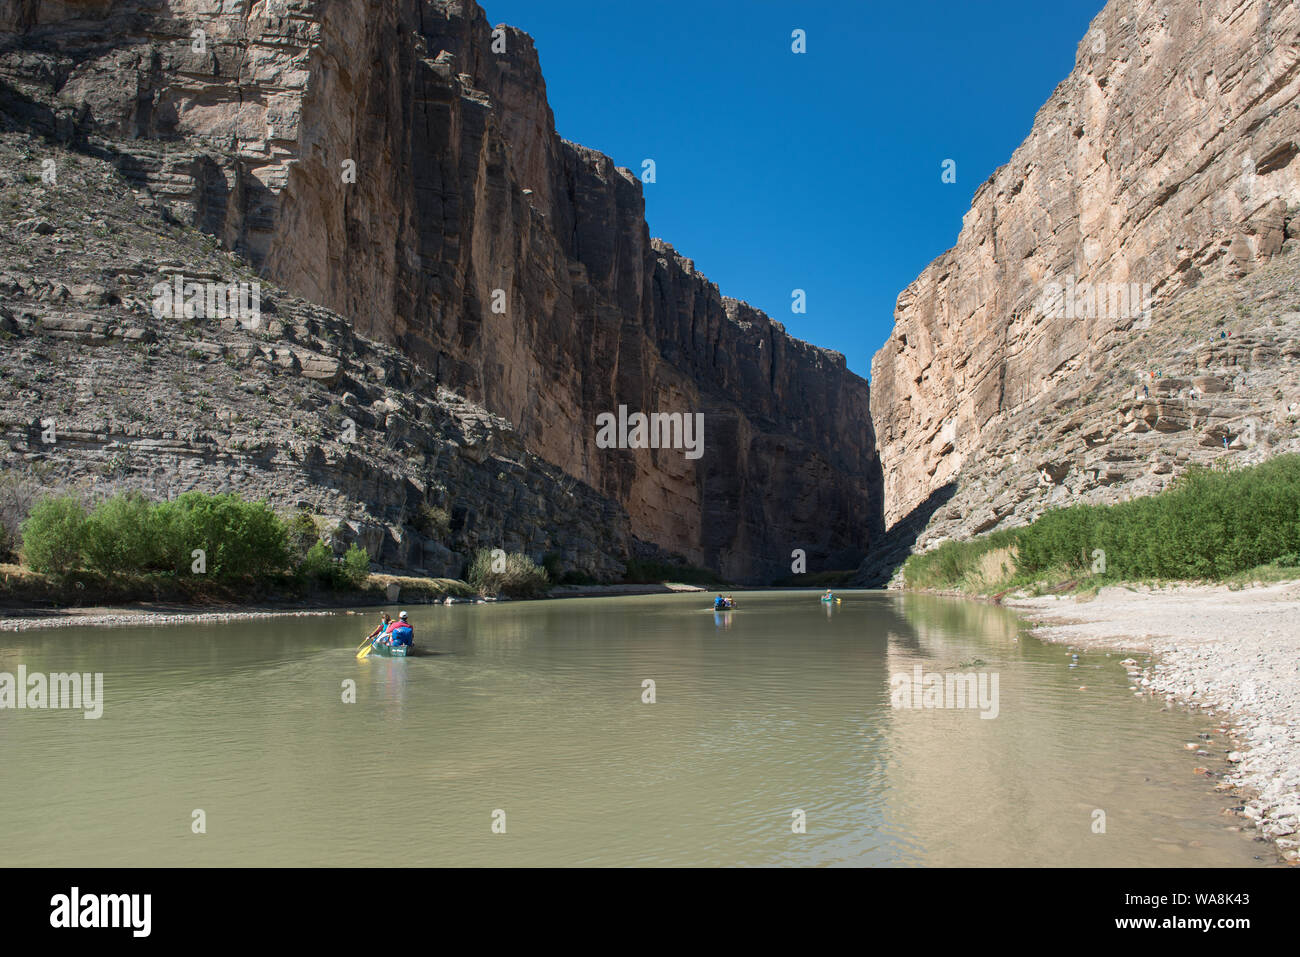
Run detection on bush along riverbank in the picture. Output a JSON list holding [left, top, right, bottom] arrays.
[[900, 454, 1300, 595], [900, 454, 1300, 863], [0, 489, 458, 608], [0, 487, 734, 610]]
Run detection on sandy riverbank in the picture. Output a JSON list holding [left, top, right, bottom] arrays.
[[1007, 580, 1300, 862]]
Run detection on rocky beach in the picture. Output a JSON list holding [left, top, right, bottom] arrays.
[[1011, 581, 1300, 862]]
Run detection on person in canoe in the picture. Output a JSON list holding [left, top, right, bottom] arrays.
[[365, 612, 393, 643], [714, 594, 728, 611], [384, 611, 414, 650], [822, 589, 836, 603], [725, 594, 736, 609]]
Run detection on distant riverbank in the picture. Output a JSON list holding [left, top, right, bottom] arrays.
[[0, 581, 710, 632], [0, 605, 340, 632], [1006, 579, 1300, 864]]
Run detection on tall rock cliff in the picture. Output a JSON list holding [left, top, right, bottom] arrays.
[[0, 0, 882, 582], [0, 128, 635, 581], [868, 0, 1300, 549]]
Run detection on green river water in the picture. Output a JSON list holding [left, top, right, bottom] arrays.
[[0, 591, 1266, 866]]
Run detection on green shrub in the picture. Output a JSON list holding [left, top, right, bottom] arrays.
[[20, 490, 296, 581], [300, 540, 337, 584], [82, 492, 173, 575], [155, 492, 290, 579], [903, 454, 1300, 590], [286, 510, 321, 560], [342, 544, 370, 588], [414, 505, 451, 539], [20, 496, 89, 575], [900, 527, 1020, 591], [468, 548, 550, 597], [297, 541, 370, 591]]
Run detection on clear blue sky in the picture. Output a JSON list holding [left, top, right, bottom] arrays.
[[483, 0, 1106, 379]]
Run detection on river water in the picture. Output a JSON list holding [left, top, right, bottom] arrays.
[[0, 591, 1265, 866]]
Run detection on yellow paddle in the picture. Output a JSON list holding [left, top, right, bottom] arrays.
[[355, 634, 376, 659]]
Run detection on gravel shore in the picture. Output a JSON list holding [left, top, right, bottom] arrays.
[[0, 607, 338, 632], [1008, 580, 1300, 862]]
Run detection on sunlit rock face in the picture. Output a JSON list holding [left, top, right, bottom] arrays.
[[869, 0, 1300, 537], [1, 0, 883, 581]]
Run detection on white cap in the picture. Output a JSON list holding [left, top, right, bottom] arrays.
[[399, 611, 408, 619]]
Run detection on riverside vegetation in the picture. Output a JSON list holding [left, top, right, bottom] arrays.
[[4, 488, 565, 602], [12, 490, 370, 598], [0, 486, 726, 605], [902, 454, 1300, 594]]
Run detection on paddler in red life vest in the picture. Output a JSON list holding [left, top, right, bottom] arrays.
[[385, 611, 414, 649]]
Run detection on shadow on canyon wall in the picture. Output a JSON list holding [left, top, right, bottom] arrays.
[[851, 482, 957, 587]]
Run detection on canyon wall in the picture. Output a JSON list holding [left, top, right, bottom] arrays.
[[0, 0, 881, 581], [870, 0, 1300, 533], [0, 126, 635, 580]]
